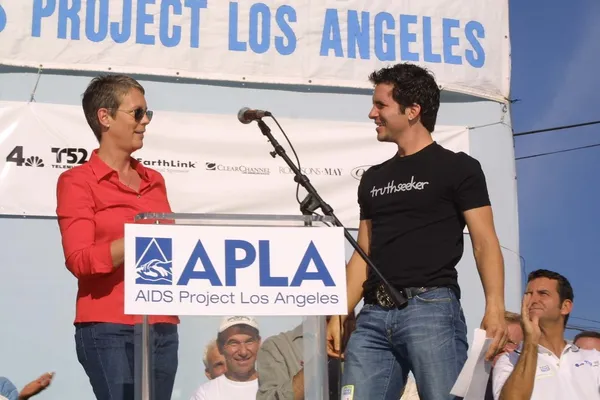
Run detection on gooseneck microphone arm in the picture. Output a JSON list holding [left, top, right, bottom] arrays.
[[250, 115, 407, 309]]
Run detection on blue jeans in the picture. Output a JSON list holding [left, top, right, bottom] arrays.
[[342, 287, 468, 400], [75, 323, 179, 400]]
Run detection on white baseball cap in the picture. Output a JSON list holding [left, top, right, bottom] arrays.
[[218, 316, 259, 333]]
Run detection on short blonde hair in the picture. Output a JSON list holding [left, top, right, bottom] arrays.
[[504, 311, 521, 324]]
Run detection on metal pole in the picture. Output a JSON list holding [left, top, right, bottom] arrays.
[[141, 314, 151, 400], [139, 219, 162, 400], [303, 315, 329, 400]]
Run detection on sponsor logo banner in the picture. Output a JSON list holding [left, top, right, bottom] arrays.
[[0, 101, 469, 228]]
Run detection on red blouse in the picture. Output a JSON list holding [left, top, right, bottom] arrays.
[[56, 150, 179, 325]]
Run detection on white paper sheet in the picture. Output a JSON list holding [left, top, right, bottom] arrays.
[[451, 328, 494, 399]]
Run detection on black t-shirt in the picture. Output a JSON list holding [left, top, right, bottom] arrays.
[[358, 142, 491, 298]]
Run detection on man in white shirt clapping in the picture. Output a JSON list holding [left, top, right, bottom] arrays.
[[493, 269, 600, 400]]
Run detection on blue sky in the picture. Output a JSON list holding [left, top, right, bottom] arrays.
[[510, 0, 600, 337]]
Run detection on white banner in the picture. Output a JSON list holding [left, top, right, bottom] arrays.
[[124, 224, 347, 316], [0, 101, 469, 228], [0, 1, 510, 102]]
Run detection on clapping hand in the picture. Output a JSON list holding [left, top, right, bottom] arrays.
[[521, 293, 542, 345], [19, 372, 54, 400]]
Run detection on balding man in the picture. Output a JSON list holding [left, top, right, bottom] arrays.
[[203, 340, 227, 380], [574, 331, 600, 351]]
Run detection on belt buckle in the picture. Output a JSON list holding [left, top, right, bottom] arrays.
[[375, 285, 396, 308]]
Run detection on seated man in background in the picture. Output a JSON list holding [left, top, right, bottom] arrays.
[[574, 330, 600, 351], [256, 314, 355, 400], [191, 316, 261, 400], [202, 339, 227, 380], [493, 269, 600, 400]]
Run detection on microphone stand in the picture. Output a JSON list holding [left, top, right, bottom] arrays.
[[255, 119, 406, 309]]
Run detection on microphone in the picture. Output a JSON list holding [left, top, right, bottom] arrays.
[[237, 107, 272, 124]]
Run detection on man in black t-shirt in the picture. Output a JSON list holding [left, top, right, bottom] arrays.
[[326, 63, 508, 400]]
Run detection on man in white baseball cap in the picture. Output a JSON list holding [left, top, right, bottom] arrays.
[[218, 316, 259, 333], [190, 316, 261, 400]]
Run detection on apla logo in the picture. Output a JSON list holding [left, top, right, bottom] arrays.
[[136, 239, 334, 287], [135, 237, 173, 285]]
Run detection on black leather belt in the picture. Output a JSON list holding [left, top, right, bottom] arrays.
[[364, 284, 439, 308]]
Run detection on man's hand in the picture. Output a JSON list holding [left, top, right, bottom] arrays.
[[326, 316, 345, 359], [19, 372, 54, 400], [496, 295, 540, 400], [521, 293, 541, 345], [481, 307, 508, 361], [464, 206, 508, 361]]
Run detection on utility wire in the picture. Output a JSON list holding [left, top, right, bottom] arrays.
[[570, 316, 600, 325], [566, 324, 600, 333], [515, 142, 600, 160], [514, 120, 600, 137]]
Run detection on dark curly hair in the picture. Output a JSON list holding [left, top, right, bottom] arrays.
[[574, 330, 600, 343], [527, 269, 574, 326], [368, 63, 440, 133]]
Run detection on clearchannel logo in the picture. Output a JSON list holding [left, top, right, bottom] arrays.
[[205, 162, 270, 175], [350, 165, 371, 180]]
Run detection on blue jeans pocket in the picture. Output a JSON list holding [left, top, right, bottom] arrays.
[[414, 287, 454, 303]]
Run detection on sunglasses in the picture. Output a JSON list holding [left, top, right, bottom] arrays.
[[114, 108, 153, 122]]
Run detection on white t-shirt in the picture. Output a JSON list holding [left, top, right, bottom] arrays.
[[492, 343, 600, 400], [190, 375, 259, 400]]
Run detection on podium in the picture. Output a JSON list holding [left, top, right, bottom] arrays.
[[124, 212, 348, 400]]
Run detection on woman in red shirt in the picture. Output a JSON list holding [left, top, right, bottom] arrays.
[[56, 75, 179, 400]]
